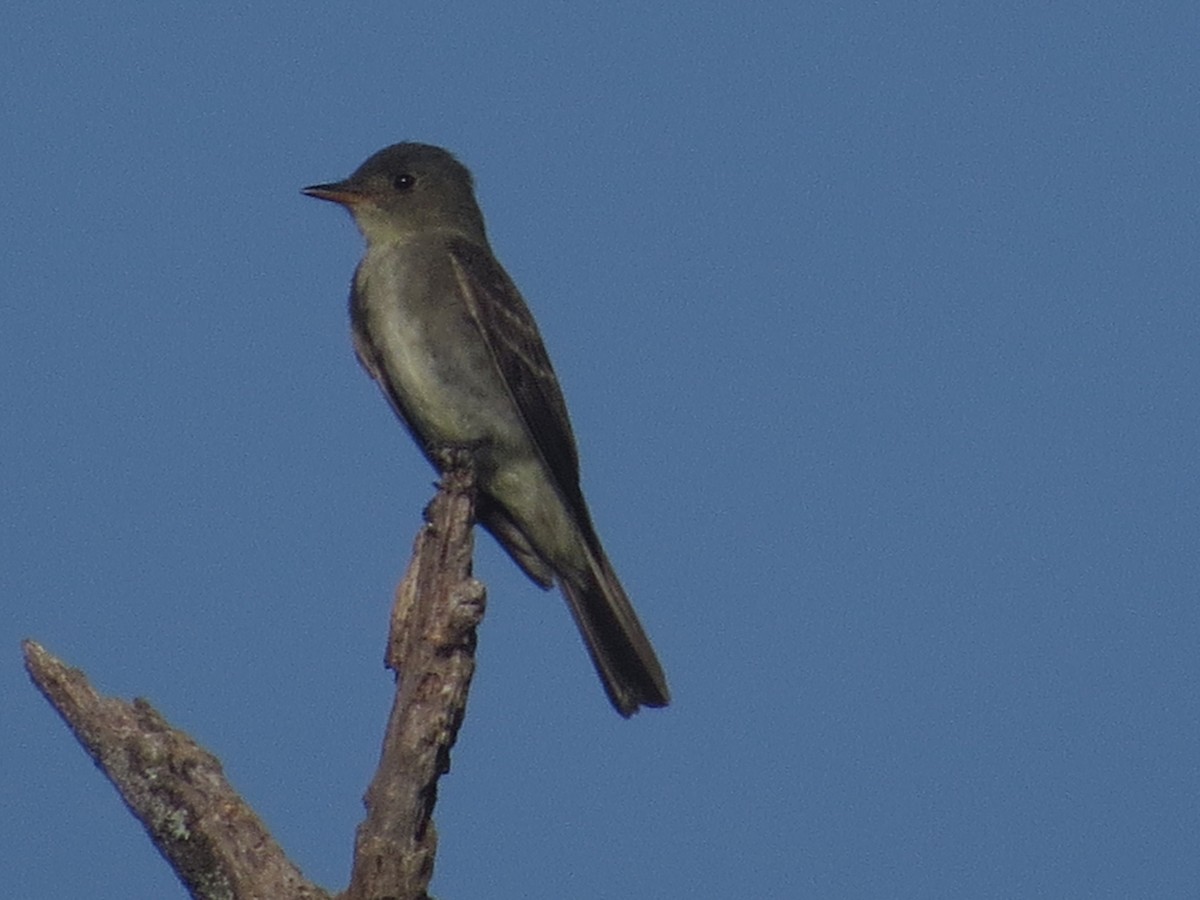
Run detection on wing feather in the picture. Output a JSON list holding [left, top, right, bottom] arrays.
[[447, 238, 589, 518]]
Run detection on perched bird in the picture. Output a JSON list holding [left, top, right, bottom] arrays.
[[303, 143, 668, 716]]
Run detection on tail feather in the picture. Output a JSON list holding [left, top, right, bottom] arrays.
[[559, 545, 669, 717]]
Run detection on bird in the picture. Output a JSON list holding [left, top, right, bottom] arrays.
[[303, 143, 669, 716]]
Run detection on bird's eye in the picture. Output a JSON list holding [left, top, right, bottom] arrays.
[[392, 173, 416, 192]]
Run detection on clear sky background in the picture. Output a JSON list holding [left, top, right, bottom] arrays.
[[3, 3, 1197, 898]]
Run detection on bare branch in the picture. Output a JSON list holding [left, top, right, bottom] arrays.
[[22, 639, 330, 900], [346, 455, 486, 900], [25, 459, 486, 899]]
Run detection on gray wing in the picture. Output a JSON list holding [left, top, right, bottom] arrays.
[[447, 237, 590, 520]]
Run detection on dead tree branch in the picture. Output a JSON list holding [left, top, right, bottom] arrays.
[[22, 639, 330, 900], [347, 457, 485, 900], [24, 460, 484, 900]]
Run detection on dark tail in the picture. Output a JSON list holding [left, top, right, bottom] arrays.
[[559, 542, 669, 717]]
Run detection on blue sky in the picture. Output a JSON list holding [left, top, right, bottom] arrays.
[[3, 3, 1198, 898]]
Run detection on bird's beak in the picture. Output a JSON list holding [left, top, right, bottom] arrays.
[[302, 180, 365, 207]]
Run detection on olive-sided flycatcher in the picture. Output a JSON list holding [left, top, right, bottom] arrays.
[[303, 143, 669, 716]]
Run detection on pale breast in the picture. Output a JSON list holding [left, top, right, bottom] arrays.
[[353, 237, 530, 453]]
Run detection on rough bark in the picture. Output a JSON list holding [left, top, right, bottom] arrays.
[[346, 458, 485, 900], [24, 463, 483, 900], [23, 640, 330, 900]]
